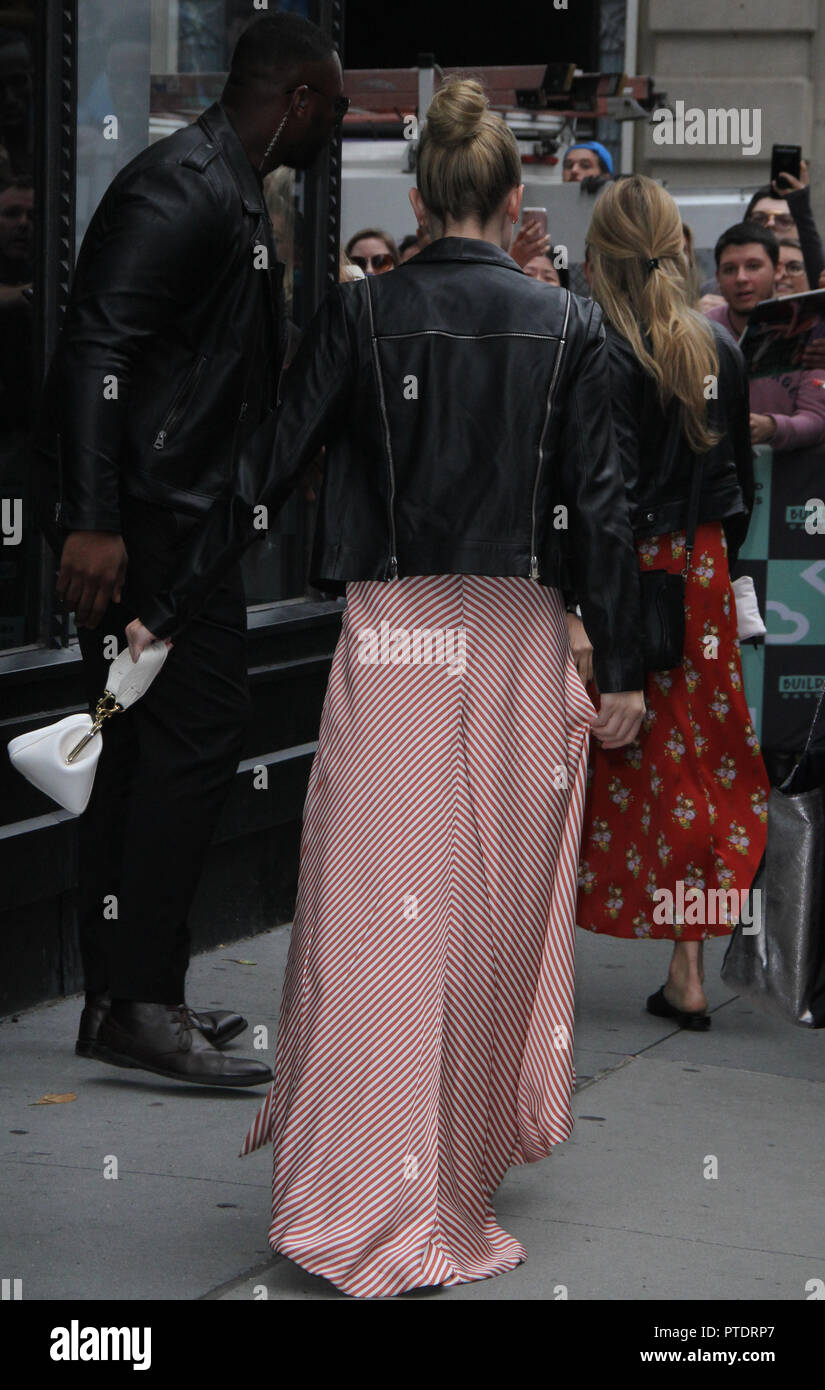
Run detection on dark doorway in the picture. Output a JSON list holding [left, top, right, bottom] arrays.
[[344, 2, 600, 72]]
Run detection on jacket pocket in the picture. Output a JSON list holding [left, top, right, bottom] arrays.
[[153, 354, 209, 450]]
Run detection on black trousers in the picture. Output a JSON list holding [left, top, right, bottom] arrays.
[[76, 499, 251, 1003]]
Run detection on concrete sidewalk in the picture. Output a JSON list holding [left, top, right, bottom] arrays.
[[1, 924, 823, 1301]]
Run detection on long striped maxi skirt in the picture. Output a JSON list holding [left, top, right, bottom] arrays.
[[239, 573, 595, 1298]]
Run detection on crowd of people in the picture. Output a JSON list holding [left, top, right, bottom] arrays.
[[340, 156, 825, 454], [37, 8, 824, 1299]]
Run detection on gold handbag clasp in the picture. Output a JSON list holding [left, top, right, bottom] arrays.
[[65, 691, 123, 764]]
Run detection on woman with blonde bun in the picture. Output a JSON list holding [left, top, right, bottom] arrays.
[[129, 78, 645, 1296]]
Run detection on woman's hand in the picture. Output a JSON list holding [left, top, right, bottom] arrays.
[[591, 690, 646, 749], [125, 618, 172, 663], [566, 612, 594, 686], [750, 413, 777, 445], [510, 218, 551, 269]]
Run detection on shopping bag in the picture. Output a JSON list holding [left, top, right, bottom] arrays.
[[721, 683, 825, 1026]]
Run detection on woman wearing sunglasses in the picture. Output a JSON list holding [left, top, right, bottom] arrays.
[[344, 226, 399, 275], [126, 77, 645, 1298]]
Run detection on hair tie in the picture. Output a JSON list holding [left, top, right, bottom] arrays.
[[647, 257, 660, 271]]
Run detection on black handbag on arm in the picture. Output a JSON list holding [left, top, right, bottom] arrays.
[[639, 455, 704, 672]]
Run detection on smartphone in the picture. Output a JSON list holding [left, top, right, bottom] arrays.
[[770, 144, 801, 189], [522, 207, 548, 238]]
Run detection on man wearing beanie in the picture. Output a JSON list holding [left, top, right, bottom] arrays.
[[562, 140, 614, 184]]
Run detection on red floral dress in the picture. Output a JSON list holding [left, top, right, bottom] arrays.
[[576, 522, 770, 940]]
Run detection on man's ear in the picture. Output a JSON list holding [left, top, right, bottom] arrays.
[[290, 85, 309, 116]]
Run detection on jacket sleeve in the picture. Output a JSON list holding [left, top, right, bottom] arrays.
[[786, 185, 825, 292], [717, 331, 755, 566], [138, 285, 355, 639], [55, 164, 225, 533], [764, 368, 825, 453], [557, 301, 645, 693]]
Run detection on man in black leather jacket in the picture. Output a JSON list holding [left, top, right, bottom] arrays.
[[34, 14, 345, 1087], [130, 236, 646, 701]]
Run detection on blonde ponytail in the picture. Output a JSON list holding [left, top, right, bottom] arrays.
[[587, 176, 720, 453], [416, 77, 521, 227]]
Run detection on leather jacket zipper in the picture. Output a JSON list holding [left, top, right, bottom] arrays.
[[365, 277, 398, 580], [54, 434, 63, 528], [530, 291, 571, 579], [153, 355, 208, 450]]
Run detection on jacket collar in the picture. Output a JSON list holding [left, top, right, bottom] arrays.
[[407, 236, 525, 273], [197, 102, 265, 214]]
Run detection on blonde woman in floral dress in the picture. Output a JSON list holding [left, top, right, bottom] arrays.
[[568, 177, 771, 1028]]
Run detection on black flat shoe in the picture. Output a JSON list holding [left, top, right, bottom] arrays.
[[646, 985, 711, 1031]]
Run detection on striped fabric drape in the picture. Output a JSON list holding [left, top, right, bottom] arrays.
[[240, 573, 594, 1298]]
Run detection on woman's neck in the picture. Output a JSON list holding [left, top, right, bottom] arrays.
[[438, 215, 510, 251]]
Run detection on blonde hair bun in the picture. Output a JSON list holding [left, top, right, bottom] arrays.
[[416, 76, 521, 226], [425, 78, 488, 146]]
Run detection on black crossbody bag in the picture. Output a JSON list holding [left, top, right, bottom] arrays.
[[639, 456, 703, 672]]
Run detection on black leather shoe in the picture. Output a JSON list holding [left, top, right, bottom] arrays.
[[193, 1009, 248, 1047], [76, 992, 111, 1059], [76, 993, 248, 1055], [92, 1001, 272, 1087]]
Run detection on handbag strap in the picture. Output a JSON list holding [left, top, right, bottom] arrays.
[[796, 679, 825, 764], [682, 453, 704, 579]]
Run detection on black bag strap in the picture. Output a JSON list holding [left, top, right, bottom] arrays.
[[786, 679, 825, 793], [682, 454, 704, 578]]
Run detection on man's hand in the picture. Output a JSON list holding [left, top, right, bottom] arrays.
[[591, 690, 646, 749], [510, 218, 551, 268], [750, 413, 777, 445], [57, 531, 128, 628], [125, 617, 171, 662], [566, 612, 593, 686], [0, 283, 32, 310], [698, 292, 725, 314], [772, 161, 808, 195]]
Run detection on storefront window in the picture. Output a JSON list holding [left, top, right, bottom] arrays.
[[0, 5, 35, 650], [0, 0, 325, 656], [75, 0, 318, 612]]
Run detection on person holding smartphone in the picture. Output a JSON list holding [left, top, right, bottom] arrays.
[[744, 154, 825, 302]]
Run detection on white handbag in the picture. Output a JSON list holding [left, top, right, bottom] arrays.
[[7, 642, 169, 816], [732, 573, 767, 642]]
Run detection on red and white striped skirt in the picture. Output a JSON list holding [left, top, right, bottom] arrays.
[[240, 573, 594, 1297]]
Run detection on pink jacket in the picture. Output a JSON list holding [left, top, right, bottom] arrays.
[[705, 303, 825, 453]]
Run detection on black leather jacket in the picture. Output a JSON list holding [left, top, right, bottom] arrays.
[[140, 237, 646, 692], [603, 318, 754, 562], [34, 102, 286, 539]]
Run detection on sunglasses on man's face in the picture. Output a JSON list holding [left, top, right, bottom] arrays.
[[286, 86, 350, 122], [349, 253, 394, 273], [750, 210, 795, 231]]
